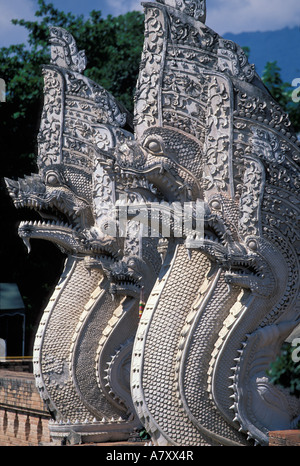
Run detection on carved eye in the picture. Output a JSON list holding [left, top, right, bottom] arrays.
[[143, 136, 164, 156], [46, 172, 59, 186], [210, 199, 221, 210]]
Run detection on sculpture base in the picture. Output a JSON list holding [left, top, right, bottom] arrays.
[[49, 419, 141, 445]]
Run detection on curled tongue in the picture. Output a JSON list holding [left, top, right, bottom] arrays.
[[22, 237, 31, 254]]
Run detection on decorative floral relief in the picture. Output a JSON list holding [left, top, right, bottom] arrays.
[[203, 76, 231, 193], [169, 12, 217, 51], [218, 38, 255, 82], [50, 26, 87, 73], [37, 67, 64, 167], [251, 126, 287, 164], [134, 6, 165, 135], [7, 0, 300, 447], [161, 70, 207, 139], [239, 157, 264, 238], [157, 0, 206, 21], [235, 87, 294, 135]]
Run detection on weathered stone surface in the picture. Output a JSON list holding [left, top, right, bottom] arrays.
[[113, 0, 300, 446], [5, 25, 161, 444], [6, 0, 300, 446]]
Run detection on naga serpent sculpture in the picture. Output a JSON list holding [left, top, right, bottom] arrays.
[[112, 0, 300, 446], [5, 0, 300, 447], [5, 26, 161, 444]]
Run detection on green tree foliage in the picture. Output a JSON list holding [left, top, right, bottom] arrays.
[[262, 62, 300, 395], [262, 64, 300, 403], [241, 46, 250, 59], [262, 60, 300, 133], [0, 0, 144, 354], [1, 0, 144, 176], [0, 2, 299, 356], [268, 342, 300, 399]]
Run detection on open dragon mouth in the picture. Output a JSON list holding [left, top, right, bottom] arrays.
[[225, 260, 263, 278], [198, 223, 273, 296], [203, 220, 224, 244], [37, 202, 80, 229], [186, 213, 266, 281], [15, 198, 82, 233], [87, 241, 123, 262], [5, 175, 95, 234], [114, 163, 186, 204], [110, 272, 142, 297], [13, 198, 82, 254], [84, 253, 143, 298], [115, 168, 264, 281]]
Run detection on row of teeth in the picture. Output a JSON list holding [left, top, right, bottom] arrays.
[[45, 201, 80, 227], [115, 280, 139, 286], [226, 270, 261, 277], [112, 273, 139, 283], [207, 219, 224, 234], [91, 248, 120, 260], [15, 199, 41, 208], [15, 198, 77, 219], [232, 266, 261, 275], [17, 198, 81, 229], [204, 232, 221, 242], [230, 259, 261, 275], [48, 201, 77, 218], [93, 253, 116, 262], [19, 220, 75, 229], [113, 281, 141, 290], [232, 260, 252, 267], [115, 170, 157, 190], [49, 416, 127, 425], [113, 273, 131, 281]]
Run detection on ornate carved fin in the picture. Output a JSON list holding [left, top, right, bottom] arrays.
[[49, 26, 87, 73], [134, 0, 255, 155], [230, 321, 300, 445], [156, 0, 206, 22], [37, 27, 133, 171]]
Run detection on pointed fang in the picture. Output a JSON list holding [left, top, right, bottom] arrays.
[[22, 237, 31, 254]]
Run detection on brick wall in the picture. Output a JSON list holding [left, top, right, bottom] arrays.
[[0, 369, 52, 446], [3, 364, 299, 447], [269, 430, 300, 446]]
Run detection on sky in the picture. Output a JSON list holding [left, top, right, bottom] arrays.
[[0, 0, 300, 48]]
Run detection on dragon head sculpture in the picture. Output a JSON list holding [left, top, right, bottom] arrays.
[[112, 0, 299, 299], [5, 1, 300, 447], [112, 0, 300, 446], [5, 26, 161, 444], [5, 26, 160, 296]]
